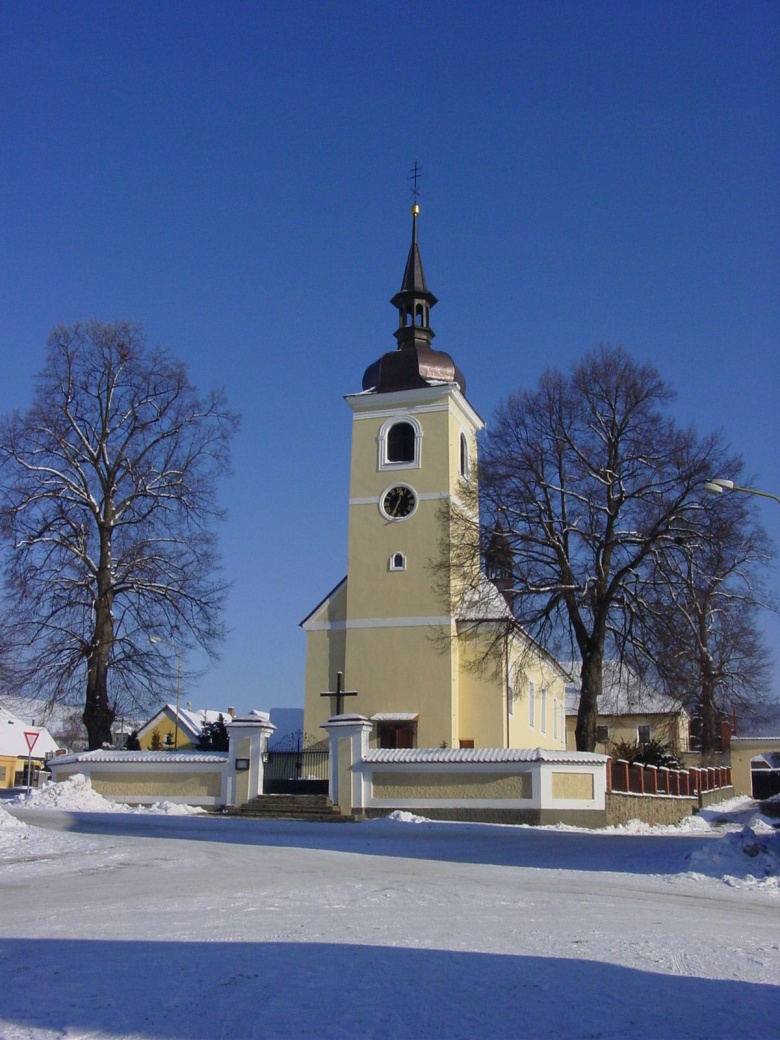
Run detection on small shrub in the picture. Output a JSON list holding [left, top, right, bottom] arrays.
[[611, 738, 682, 770]]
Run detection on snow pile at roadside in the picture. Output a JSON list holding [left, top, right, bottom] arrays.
[[127, 800, 205, 815], [0, 801, 74, 860], [0, 803, 26, 829], [687, 825, 780, 884], [385, 809, 431, 824], [10, 774, 205, 815], [10, 773, 132, 812]]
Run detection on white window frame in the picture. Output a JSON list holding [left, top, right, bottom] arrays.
[[378, 415, 422, 472], [528, 679, 536, 729], [389, 552, 406, 572], [540, 686, 547, 734], [459, 431, 470, 479]]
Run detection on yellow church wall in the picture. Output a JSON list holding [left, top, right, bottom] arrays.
[[344, 624, 456, 748], [508, 657, 567, 752], [345, 504, 448, 620], [347, 388, 480, 501], [455, 633, 506, 748], [302, 581, 348, 744]]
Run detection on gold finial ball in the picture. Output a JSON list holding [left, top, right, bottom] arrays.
[[411, 203, 420, 216]]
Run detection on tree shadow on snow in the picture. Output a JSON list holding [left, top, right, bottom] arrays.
[[0, 938, 775, 1040], [12, 808, 735, 878]]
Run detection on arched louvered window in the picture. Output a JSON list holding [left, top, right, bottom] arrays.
[[387, 422, 415, 463]]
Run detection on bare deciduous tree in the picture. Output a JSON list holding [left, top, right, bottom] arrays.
[[444, 347, 728, 751], [631, 461, 774, 758], [0, 321, 239, 749]]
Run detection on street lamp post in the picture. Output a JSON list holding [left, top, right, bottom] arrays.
[[703, 478, 780, 506], [150, 636, 182, 750]]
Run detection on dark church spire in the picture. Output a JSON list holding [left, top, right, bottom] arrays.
[[390, 204, 438, 351], [362, 204, 467, 394]]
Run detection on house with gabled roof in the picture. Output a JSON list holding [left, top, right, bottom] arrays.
[[563, 662, 689, 753], [136, 705, 235, 751], [0, 703, 61, 787]]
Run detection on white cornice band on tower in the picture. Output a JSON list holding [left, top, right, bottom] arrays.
[[345, 383, 485, 432], [349, 491, 449, 507]]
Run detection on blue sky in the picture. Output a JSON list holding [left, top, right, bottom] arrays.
[[1, 1, 778, 717]]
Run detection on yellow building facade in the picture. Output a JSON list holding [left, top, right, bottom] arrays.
[[302, 207, 566, 751]]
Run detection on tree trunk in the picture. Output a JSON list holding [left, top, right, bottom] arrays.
[[83, 652, 114, 749], [575, 645, 604, 752], [698, 674, 719, 761], [83, 528, 115, 749]]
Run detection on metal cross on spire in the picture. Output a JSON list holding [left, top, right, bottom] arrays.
[[408, 160, 423, 203], [321, 671, 358, 716]]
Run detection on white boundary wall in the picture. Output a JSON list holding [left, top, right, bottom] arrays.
[[323, 715, 609, 824], [48, 710, 276, 807]]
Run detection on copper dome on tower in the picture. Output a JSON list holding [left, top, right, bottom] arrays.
[[362, 205, 466, 394]]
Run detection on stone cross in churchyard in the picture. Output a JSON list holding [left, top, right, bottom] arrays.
[[321, 671, 358, 716]]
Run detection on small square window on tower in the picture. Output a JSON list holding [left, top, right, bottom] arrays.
[[389, 552, 406, 571]]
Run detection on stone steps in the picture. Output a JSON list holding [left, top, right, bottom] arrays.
[[226, 794, 356, 822]]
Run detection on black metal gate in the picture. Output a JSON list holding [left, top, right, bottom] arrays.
[[263, 750, 329, 795], [752, 768, 780, 800]]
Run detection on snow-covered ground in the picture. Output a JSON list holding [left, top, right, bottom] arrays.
[[1, 778, 778, 1040]]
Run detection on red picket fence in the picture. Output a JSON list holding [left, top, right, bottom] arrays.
[[607, 759, 731, 797]]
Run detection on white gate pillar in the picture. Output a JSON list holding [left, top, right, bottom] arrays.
[[322, 715, 372, 814], [223, 710, 276, 807]]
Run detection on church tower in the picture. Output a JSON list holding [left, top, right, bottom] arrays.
[[302, 205, 567, 752]]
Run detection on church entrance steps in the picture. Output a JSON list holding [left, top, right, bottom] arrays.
[[226, 793, 356, 822]]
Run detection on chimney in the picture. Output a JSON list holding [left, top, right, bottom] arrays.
[[228, 706, 236, 719]]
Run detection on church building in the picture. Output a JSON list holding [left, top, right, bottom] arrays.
[[302, 205, 567, 751]]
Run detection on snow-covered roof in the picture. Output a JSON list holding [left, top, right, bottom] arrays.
[[562, 662, 681, 717], [371, 713, 420, 722], [0, 706, 61, 759], [750, 752, 780, 769], [49, 749, 229, 766], [456, 577, 513, 622], [228, 709, 271, 726], [364, 747, 608, 765], [138, 705, 234, 740]]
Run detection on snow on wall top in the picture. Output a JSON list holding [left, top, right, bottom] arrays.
[[363, 747, 608, 765], [49, 749, 229, 766]]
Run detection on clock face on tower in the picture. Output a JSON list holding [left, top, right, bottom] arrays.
[[381, 484, 417, 521]]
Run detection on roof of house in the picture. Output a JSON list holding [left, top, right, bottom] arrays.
[[562, 662, 682, 717], [137, 706, 233, 741], [456, 578, 570, 679], [0, 705, 61, 758], [456, 577, 514, 622]]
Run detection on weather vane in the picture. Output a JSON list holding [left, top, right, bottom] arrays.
[[408, 160, 423, 204]]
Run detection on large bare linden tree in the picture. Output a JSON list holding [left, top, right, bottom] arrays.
[[446, 346, 755, 752], [0, 321, 239, 749]]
